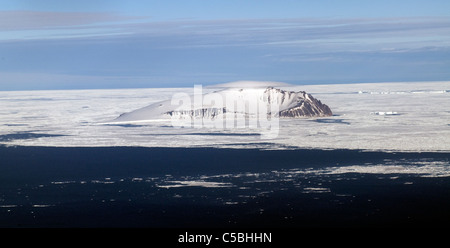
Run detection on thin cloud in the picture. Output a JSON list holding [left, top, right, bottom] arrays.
[[0, 10, 145, 41], [0, 10, 143, 30], [116, 17, 450, 50], [2, 12, 450, 50]]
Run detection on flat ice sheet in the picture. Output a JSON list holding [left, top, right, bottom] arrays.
[[0, 81, 449, 151]]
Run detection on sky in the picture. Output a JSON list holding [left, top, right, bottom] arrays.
[[0, 0, 450, 90]]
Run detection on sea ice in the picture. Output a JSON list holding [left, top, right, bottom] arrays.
[[0, 81, 449, 152]]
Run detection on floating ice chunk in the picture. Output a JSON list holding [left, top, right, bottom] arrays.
[[51, 181, 76, 185], [90, 180, 115, 184], [324, 162, 450, 177], [371, 111, 399, 116], [157, 180, 234, 188], [302, 187, 331, 193]]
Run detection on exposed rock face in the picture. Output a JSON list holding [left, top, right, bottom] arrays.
[[263, 88, 333, 117], [165, 108, 227, 118], [259, 87, 332, 117], [279, 101, 333, 117]]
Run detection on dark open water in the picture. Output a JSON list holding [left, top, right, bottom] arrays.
[[0, 146, 449, 228]]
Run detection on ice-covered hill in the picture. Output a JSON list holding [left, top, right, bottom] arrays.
[[113, 86, 332, 123]]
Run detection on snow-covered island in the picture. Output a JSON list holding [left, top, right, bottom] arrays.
[[113, 86, 332, 123]]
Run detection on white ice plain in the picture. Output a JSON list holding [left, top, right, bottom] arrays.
[[0, 81, 449, 152]]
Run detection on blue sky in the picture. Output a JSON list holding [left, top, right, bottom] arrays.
[[1, 0, 449, 90]]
